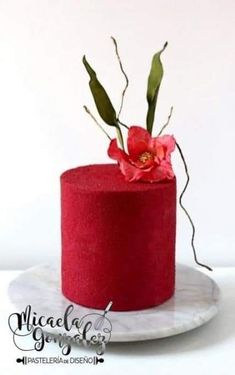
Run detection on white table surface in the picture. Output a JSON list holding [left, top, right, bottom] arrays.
[[0, 267, 235, 375]]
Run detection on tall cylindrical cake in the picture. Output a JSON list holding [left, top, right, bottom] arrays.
[[61, 164, 176, 311]]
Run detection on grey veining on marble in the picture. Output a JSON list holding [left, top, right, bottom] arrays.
[[8, 263, 220, 342]]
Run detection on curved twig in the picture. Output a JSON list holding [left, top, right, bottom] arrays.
[[157, 106, 173, 136], [111, 36, 129, 120], [83, 105, 112, 140], [118, 119, 129, 129], [176, 141, 213, 271]]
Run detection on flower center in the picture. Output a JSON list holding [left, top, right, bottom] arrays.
[[138, 151, 153, 163]]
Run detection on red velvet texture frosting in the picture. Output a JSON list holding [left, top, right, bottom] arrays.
[[61, 164, 176, 311]]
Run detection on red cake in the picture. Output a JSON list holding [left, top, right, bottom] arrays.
[[61, 164, 176, 311], [60, 39, 211, 312]]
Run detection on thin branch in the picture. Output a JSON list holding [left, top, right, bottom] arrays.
[[117, 119, 129, 129], [111, 36, 129, 119], [176, 141, 213, 272], [157, 106, 173, 136], [83, 106, 112, 140]]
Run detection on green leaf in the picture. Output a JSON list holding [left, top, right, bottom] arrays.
[[146, 42, 168, 134], [83, 55, 118, 127]]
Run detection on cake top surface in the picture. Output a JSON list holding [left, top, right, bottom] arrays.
[[61, 164, 175, 192]]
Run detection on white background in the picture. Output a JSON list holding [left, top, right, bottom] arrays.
[[0, 0, 234, 269]]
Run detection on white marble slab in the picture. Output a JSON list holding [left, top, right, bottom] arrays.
[[8, 263, 220, 342]]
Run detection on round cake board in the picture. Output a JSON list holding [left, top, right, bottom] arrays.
[[8, 263, 220, 342]]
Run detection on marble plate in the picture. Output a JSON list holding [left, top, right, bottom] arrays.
[[8, 263, 220, 342]]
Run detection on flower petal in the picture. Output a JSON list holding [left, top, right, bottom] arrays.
[[149, 134, 175, 162], [157, 135, 176, 157], [119, 160, 147, 182], [127, 126, 151, 158], [107, 139, 129, 162], [141, 160, 175, 182], [148, 139, 165, 161]]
